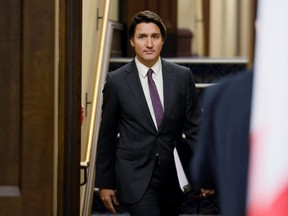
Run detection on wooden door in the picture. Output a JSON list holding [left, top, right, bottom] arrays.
[[0, 0, 55, 215], [0, 0, 82, 215]]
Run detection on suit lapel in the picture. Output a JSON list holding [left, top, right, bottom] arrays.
[[124, 61, 156, 130], [158, 59, 175, 132]]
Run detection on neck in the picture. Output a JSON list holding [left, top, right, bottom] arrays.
[[136, 57, 160, 68]]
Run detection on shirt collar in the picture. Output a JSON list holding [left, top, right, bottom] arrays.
[[135, 57, 162, 78]]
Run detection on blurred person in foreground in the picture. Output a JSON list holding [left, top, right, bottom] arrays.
[[191, 71, 253, 216], [95, 10, 201, 215]]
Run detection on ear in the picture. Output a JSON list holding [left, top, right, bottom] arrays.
[[130, 38, 135, 47]]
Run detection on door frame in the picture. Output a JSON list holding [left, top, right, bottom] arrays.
[[58, 0, 82, 215]]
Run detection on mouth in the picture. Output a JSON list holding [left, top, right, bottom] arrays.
[[144, 50, 155, 55]]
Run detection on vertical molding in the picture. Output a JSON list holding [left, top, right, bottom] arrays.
[[58, 0, 82, 215], [54, 0, 60, 214], [210, 0, 240, 57], [209, 0, 223, 57], [203, 0, 210, 56], [224, 0, 237, 56], [248, 0, 258, 69]]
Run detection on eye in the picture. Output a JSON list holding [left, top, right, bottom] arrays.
[[152, 34, 160, 39], [138, 35, 146, 39]]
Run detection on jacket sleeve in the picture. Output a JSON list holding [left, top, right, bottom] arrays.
[[95, 72, 120, 189]]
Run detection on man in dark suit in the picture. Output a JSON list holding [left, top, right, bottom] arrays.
[[191, 71, 253, 216], [95, 10, 201, 215]]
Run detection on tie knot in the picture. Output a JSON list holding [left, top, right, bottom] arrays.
[[147, 69, 154, 78]]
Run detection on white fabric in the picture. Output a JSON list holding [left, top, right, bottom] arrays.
[[247, 0, 288, 215], [173, 148, 189, 192]]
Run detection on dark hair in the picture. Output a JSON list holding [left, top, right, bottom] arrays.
[[128, 10, 167, 40]]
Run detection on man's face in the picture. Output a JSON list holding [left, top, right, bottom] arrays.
[[130, 22, 164, 68]]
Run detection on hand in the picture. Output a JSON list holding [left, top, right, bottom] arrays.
[[99, 188, 119, 214], [200, 188, 215, 197]]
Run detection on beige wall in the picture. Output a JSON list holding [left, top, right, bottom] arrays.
[[178, 0, 204, 56], [81, 0, 118, 157], [109, 0, 119, 21], [209, 0, 237, 57], [81, 1, 104, 214], [209, 0, 253, 57], [82, 0, 102, 160], [239, 0, 254, 57], [178, 0, 253, 58]]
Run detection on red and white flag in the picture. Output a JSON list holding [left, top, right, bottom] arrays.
[[247, 0, 288, 215]]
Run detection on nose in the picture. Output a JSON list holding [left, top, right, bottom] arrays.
[[146, 37, 153, 47]]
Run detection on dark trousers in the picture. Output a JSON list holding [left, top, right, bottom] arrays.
[[121, 162, 182, 216]]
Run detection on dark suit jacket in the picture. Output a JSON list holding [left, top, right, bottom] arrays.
[[95, 58, 201, 204], [191, 71, 253, 216]]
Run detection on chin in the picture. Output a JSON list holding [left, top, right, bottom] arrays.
[[145, 55, 157, 61]]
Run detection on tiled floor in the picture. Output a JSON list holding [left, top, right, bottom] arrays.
[[92, 211, 221, 215], [92, 190, 221, 215]]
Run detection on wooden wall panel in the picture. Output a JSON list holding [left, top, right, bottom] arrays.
[[0, 0, 55, 215], [0, 0, 21, 189]]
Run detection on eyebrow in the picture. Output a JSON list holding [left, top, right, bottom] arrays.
[[136, 33, 161, 37]]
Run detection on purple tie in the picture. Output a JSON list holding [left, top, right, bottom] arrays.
[[147, 69, 164, 128]]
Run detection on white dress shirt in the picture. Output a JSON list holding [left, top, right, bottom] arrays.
[[135, 57, 164, 129]]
